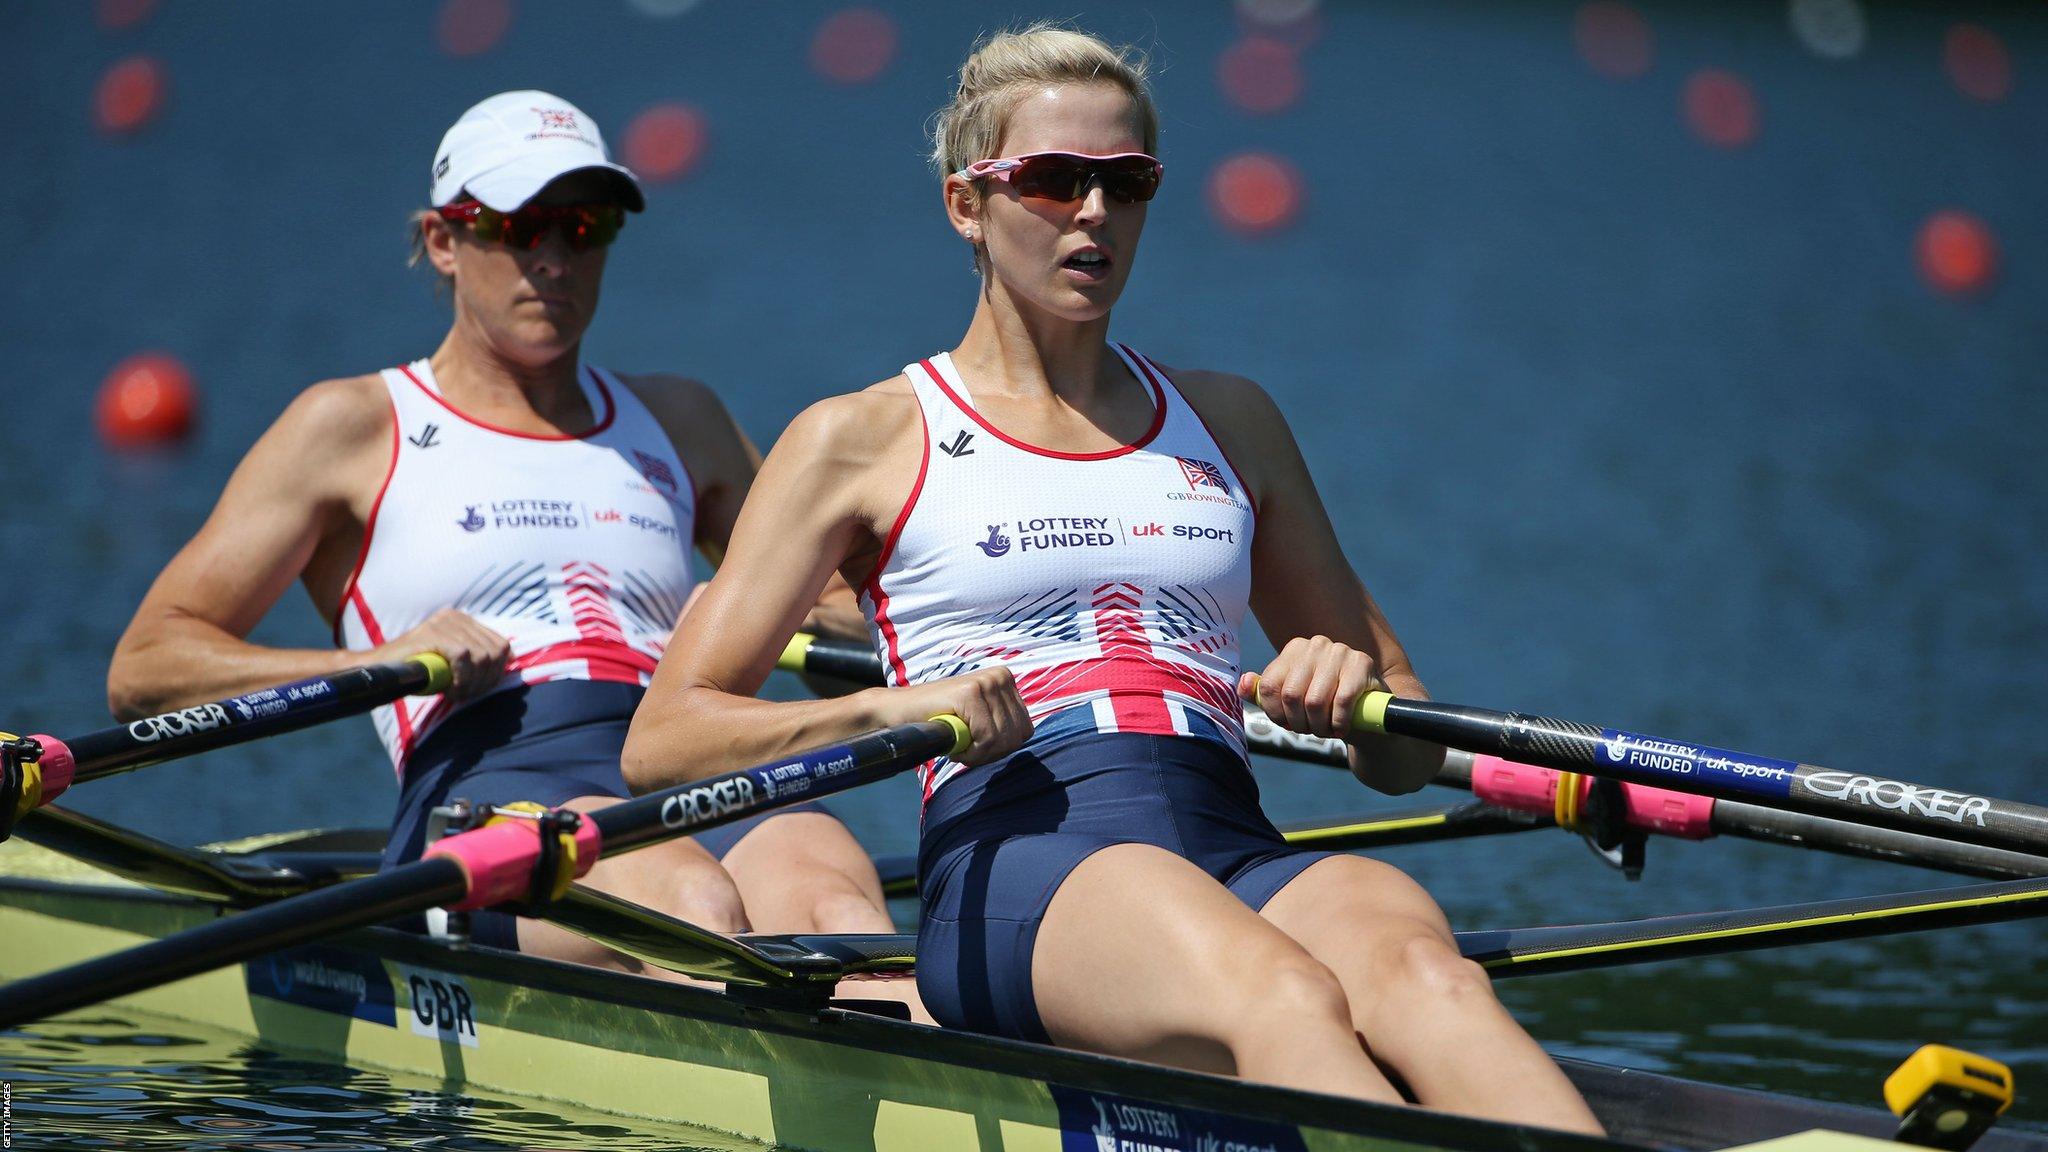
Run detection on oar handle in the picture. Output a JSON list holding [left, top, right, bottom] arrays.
[[778, 631, 888, 684], [17, 654, 452, 811]]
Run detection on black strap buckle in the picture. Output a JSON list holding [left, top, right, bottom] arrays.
[[0, 736, 44, 843], [1581, 776, 1648, 881], [510, 807, 583, 913]]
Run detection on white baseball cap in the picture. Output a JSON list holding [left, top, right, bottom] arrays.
[[430, 90, 645, 213]]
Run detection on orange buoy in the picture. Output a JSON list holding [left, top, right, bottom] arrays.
[[1218, 38, 1304, 115], [1209, 153, 1303, 235], [436, 0, 512, 58], [1574, 2, 1653, 81], [623, 103, 708, 183], [1915, 210, 1997, 296], [1943, 24, 2011, 103], [810, 7, 898, 86], [1683, 69, 1758, 148], [94, 55, 166, 136], [96, 354, 196, 449]]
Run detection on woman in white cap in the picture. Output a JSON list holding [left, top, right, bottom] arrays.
[[108, 91, 909, 982]]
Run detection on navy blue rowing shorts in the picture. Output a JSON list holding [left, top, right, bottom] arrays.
[[381, 680, 828, 950], [915, 714, 1331, 1042]]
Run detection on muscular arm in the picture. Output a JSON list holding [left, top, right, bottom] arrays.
[[625, 375, 866, 641], [106, 377, 394, 718], [622, 392, 909, 788], [621, 386, 1027, 791], [1175, 369, 1444, 792]]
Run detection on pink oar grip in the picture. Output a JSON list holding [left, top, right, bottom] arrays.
[[423, 817, 605, 911], [26, 735, 75, 805], [1615, 774, 1717, 839], [1469, 754, 1715, 840]]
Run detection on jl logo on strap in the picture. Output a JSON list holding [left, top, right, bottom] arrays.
[[409, 424, 442, 449], [939, 430, 976, 457]]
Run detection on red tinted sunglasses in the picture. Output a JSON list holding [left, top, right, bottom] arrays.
[[958, 151, 1164, 205], [435, 200, 626, 252]]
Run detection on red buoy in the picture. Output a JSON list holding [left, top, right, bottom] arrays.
[[1218, 38, 1304, 115], [623, 103, 709, 183], [436, 0, 512, 58], [1943, 24, 2012, 104], [1683, 69, 1759, 148], [810, 8, 898, 86], [94, 0, 157, 31], [1209, 153, 1303, 235], [1574, 2, 1653, 81], [94, 55, 166, 136], [1915, 210, 1998, 296], [96, 354, 196, 449]]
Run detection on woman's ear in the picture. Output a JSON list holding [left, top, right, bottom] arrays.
[[941, 175, 981, 244], [422, 214, 460, 276]]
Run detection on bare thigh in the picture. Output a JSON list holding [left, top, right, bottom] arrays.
[[721, 812, 931, 1023], [1031, 843, 1352, 1074], [1256, 853, 1603, 1135], [1259, 854, 1458, 966], [719, 811, 893, 934], [1256, 855, 1469, 1078]]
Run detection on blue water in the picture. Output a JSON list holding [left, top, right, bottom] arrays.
[[3, 0, 2045, 1142]]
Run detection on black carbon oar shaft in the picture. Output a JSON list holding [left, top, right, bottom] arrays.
[[0, 862, 467, 1029], [801, 637, 2048, 877], [778, 633, 892, 686], [1709, 800, 2048, 879], [585, 718, 961, 855], [0, 717, 964, 1030], [4, 656, 454, 844], [60, 656, 451, 782], [1359, 694, 2048, 858]]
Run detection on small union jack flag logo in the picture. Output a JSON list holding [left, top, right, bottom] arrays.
[[633, 449, 679, 495], [535, 108, 580, 131], [1177, 456, 1229, 492]]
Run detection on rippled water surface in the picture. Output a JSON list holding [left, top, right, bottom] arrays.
[[0, 1010, 755, 1149]]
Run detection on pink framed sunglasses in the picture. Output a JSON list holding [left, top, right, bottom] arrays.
[[957, 151, 1164, 204]]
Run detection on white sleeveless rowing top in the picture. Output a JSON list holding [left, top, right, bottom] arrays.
[[336, 360, 697, 774], [862, 345, 1257, 801]]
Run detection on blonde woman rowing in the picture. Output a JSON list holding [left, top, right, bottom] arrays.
[[623, 29, 1599, 1130]]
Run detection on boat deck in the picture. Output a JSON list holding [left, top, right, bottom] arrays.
[[2, 827, 2041, 1152]]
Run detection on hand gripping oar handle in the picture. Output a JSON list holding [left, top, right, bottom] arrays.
[[0, 713, 966, 1029], [1350, 692, 2048, 858], [3, 655, 452, 836], [430, 713, 969, 909]]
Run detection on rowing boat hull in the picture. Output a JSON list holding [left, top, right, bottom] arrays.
[[0, 842, 2037, 1152]]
